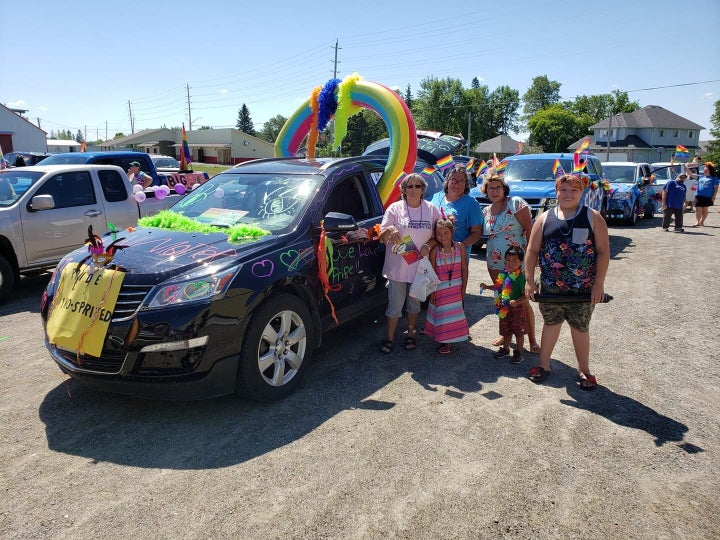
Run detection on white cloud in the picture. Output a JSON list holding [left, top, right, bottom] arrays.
[[219, 89, 229, 94], [475, 76, 485, 82], [38, 106, 48, 111], [704, 92, 714, 98], [6, 99, 27, 108]]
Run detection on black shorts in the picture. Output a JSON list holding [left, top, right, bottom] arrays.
[[695, 195, 714, 207]]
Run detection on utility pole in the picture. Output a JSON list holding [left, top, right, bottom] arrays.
[[128, 101, 135, 134], [606, 114, 612, 161], [84, 125, 87, 142], [105, 121, 108, 141], [331, 39, 341, 78], [36, 117, 41, 130], [186, 84, 193, 130]]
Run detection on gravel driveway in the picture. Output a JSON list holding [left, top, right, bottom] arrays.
[[1, 213, 718, 539]]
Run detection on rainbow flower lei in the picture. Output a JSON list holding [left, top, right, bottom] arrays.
[[493, 269, 522, 318]]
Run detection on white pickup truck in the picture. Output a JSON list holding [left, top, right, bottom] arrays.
[[0, 164, 182, 301]]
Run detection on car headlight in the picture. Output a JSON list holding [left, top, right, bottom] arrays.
[[545, 198, 558, 206], [145, 265, 240, 309], [612, 192, 632, 200]]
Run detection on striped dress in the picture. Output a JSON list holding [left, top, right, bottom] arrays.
[[423, 242, 469, 344]]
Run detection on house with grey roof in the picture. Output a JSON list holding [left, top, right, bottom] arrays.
[[570, 105, 704, 163], [473, 134, 521, 158]]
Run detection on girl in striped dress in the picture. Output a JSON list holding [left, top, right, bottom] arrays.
[[423, 219, 469, 354]]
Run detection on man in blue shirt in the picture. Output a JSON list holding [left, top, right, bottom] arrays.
[[661, 173, 687, 232]]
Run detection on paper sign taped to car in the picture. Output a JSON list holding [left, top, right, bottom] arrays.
[[46, 266, 125, 357]]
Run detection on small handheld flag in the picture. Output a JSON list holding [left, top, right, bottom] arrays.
[[576, 137, 590, 154], [465, 157, 475, 170], [495, 159, 508, 174], [476, 160, 488, 177], [180, 123, 192, 171], [422, 166, 435, 176], [552, 159, 565, 178], [80, 141, 87, 152], [436, 155, 454, 170], [675, 144, 689, 160], [492, 153, 499, 167]]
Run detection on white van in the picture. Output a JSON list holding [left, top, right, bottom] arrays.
[[651, 162, 697, 203]]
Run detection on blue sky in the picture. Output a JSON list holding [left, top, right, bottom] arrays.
[[2, 0, 719, 143]]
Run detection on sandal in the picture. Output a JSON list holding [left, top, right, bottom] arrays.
[[528, 366, 550, 383], [529, 343, 541, 354], [404, 336, 416, 351], [493, 347, 510, 358], [379, 339, 393, 354], [579, 373, 597, 390], [438, 343, 451, 355]]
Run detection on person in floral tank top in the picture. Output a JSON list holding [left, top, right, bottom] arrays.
[[524, 174, 610, 390]]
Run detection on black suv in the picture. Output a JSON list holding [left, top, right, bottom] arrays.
[[3, 151, 51, 167], [42, 156, 443, 401]]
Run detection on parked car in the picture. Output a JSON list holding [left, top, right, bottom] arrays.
[[602, 162, 659, 224], [651, 162, 697, 205], [3, 151, 51, 167], [41, 155, 444, 401], [38, 151, 208, 188], [149, 155, 181, 173], [468, 153, 606, 218], [0, 164, 183, 301]]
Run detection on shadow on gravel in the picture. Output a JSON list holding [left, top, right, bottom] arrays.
[[0, 272, 50, 316], [38, 308, 411, 470]]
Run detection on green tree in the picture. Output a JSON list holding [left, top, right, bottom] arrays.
[[413, 77, 468, 136], [471, 77, 482, 90], [704, 99, 720, 164], [522, 75, 561, 119], [340, 109, 388, 156], [258, 114, 288, 143], [489, 85, 521, 135], [75, 130, 84, 143], [527, 105, 584, 152], [403, 84, 413, 113], [236, 103, 256, 136]]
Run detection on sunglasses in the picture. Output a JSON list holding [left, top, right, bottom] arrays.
[[406, 184, 424, 189]]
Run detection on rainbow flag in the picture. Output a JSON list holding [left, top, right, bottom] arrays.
[[436, 154, 454, 170], [422, 166, 435, 176], [80, 141, 87, 152], [180, 123, 192, 171], [476, 160, 488, 177], [495, 159, 508, 174], [576, 137, 590, 154], [465, 157, 475, 170], [552, 159, 564, 178], [675, 144, 689, 160]]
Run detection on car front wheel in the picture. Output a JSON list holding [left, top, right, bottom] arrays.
[[626, 202, 639, 226], [236, 292, 314, 401], [0, 255, 16, 303]]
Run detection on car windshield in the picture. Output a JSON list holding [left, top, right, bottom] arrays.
[[37, 154, 88, 165], [504, 158, 574, 182], [170, 172, 322, 234], [603, 165, 637, 183], [153, 157, 180, 168], [651, 164, 682, 181], [0, 170, 44, 206]]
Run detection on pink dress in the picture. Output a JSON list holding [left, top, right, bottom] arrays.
[[423, 242, 469, 344]]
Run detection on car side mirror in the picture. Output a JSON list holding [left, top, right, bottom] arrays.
[[29, 194, 56, 211], [323, 211, 358, 232]]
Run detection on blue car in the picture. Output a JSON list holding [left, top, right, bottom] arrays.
[[470, 153, 606, 219], [602, 162, 660, 225]]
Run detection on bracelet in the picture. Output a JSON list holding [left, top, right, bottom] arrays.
[[422, 243, 431, 251]]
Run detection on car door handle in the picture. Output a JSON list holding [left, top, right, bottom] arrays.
[[84, 209, 103, 217]]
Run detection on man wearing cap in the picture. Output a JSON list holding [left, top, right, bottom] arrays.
[[127, 161, 152, 188]]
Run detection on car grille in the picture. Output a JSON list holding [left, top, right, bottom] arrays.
[[112, 283, 153, 320], [56, 348, 126, 373]]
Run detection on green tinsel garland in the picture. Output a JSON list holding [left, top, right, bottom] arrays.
[[137, 210, 270, 242]]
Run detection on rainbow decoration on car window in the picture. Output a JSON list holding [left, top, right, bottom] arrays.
[[275, 74, 417, 207]]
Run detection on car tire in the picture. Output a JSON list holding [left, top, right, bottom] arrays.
[[236, 292, 314, 402], [0, 254, 16, 303], [626, 202, 639, 226]]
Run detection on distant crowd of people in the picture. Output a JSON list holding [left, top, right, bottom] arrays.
[[660, 157, 718, 231]]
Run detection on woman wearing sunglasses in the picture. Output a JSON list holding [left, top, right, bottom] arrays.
[[377, 174, 441, 353]]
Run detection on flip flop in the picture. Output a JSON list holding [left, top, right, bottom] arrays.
[[438, 343, 451, 355], [528, 366, 550, 383], [404, 336, 417, 351], [529, 343, 541, 354], [379, 339, 393, 354], [579, 373, 597, 390]]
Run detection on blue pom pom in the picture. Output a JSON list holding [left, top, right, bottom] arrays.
[[318, 79, 340, 131]]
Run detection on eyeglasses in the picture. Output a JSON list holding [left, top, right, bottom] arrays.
[[406, 184, 424, 189]]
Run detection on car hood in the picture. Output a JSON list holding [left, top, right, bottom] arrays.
[[608, 183, 636, 194], [59, 227, 277, 283], [506, 182, 556, 197]]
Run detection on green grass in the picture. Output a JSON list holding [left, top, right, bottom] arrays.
[[190, 163, 232, 177]]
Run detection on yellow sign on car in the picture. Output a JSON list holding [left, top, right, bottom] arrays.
[[46, 265, 125, 358]]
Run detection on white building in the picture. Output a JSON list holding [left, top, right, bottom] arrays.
[[0, 104, 47, 153]]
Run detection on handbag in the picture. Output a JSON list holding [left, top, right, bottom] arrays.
[[409, 257, 440, 301]]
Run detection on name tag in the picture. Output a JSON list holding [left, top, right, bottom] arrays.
[[572, 228, 589, 245]]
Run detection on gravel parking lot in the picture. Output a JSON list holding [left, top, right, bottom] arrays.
[[1, 214, 719, 539]]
